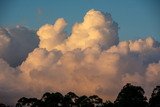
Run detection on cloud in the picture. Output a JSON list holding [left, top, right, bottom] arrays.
[[0, 58, 28, 104], [0, 26, 39, 67], [37, 18, 67, 51], [145, 61, 160, 94], [37, 9, 119, 52], [20, 36, 160, 101], [61, 9, 119, 51], [0, 28, 11, 54], [0, 9, 160, 105]]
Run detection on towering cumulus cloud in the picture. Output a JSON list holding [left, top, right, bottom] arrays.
[[0, 9, 160, 105], [37, 9, 119, 52]]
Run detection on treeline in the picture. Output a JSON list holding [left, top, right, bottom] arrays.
[[1, 83, 160, 107]]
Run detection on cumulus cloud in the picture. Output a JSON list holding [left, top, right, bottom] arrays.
[[0, 28, 11, 54], [37, 9, 119, 52], [145, 61, 160, 94], [20, 36, 160, 101], [37, 18, 67, 51], [0, 26, 39, 67], [0, 58, 30, 104], [146, 62, 160, 83], [0, 9, 160, 105], [61, 9, 119, 51]]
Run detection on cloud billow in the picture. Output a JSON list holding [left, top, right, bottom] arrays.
[[0, 9, 160, 105], [0, 26, 39, 67]]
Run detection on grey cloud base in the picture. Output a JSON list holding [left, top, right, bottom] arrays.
[[0, 26, 39, 67]]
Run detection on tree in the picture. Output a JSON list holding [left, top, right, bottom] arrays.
[[63, 92, 79, 107], [89, 95, 103, 107], [53, 92, 64, 106], [149, 86, 160, 107], [16, 97, 42, 107], [16, 97, 28, 107], [0, 103, 8, 107], [41, 92, 51, 102], [76, 95, 93, 107], [41, 92, 63, 107], [114, 83, 148, 107], [103, 100, 113, 107]]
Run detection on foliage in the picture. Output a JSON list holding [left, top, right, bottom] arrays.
[[149, 86, 160, 107], [1, 83, 160, 107], [114, 83, 148, 107]]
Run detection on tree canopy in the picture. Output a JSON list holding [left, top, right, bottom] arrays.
[[114, 83, 148, 107], [149, 86, 160, 107], [1, 83, 160, 107]]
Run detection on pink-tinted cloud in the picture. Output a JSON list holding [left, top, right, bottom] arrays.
[[0, 9, 160, 105]]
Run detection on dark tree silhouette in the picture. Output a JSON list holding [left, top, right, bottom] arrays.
[[53, 92, 64, 106], [76, 95, 94, 107], [114, 83, 148, 107], [16, 97, 43, 107], [0, 103, 9, 107], [16, 97, 28, 107], [41, 92, 63, 107], [149, 86, 160, 107], [27, 98, 43, 107], [89, 95, 103, 107], [14, 84, 160, 107], [63, 92, 79, 107], [103, 100, 113, 107], [41, 92, 54, 106]]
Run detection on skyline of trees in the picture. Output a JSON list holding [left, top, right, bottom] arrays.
[[0, 83, 160, 107]]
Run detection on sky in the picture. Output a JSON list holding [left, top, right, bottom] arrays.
[[0, 0, 160, 41], [0, 0, 160, 105]]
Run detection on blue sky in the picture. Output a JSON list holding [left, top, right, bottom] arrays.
[[0, 0, 160, 41]]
